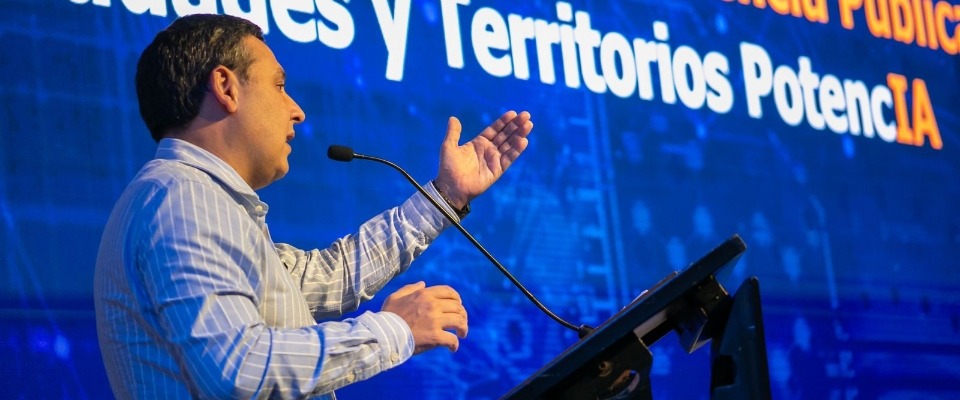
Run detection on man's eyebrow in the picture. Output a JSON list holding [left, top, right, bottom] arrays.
[[275, 69, 286, 80]]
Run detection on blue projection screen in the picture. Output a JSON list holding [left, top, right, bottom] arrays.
[[2, 0, 959, 398]]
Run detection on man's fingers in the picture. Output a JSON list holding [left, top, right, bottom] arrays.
[[392, 281, 426, 298], [507, 112, 532, 134], [491, 112, 532, 147], [444, 310, 468, 338], [499, 135, 528, 155], [520, 119, 533, 135], [496, 133, 528, 170], [480, 110, 518, 141], [421, 285, 462, 302], [435, 299, 466, 314], [437, 331, 461, 352], [494, 110, 519, 132], [435, 311, 468, 339], [443, 303, 468, 336], [477, 110, 533, 150]]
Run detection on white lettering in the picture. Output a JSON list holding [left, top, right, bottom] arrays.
[[704, 52, 733, 114], [316, 0, 354, 50], [599, 32, 634, 98], [65, 0, 911, 149], [223, 0, 270, 34], [797, 57, 824, 130], [271, 0, 316, 43], [844, 80, 871, 136], [574, 11, 605, 93], [172, 0, 216, 16], [533, 20, 559, 84], [557, 2, 580, 88], [820, 74, 848, 134], [773, 65, 804, 126], [472, 7, 512, 78], [373, 0, 410, 80], [672, 46, 706, 110], [872, 85, 897, 142], [440, 0, 469, 69], [654, 22, 675, 104], [121, 0, 167, 16], [740, 43, 899, 141], [632, 38, 657, 101], [508, 14, 535, 81], [740, 42, 773, 119]]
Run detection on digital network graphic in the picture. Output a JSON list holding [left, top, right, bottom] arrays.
[[1, 1, 958, 398]]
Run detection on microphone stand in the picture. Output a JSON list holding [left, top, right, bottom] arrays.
[[329, 146, 594, 338]]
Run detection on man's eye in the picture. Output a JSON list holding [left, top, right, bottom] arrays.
[[277, 84, 286, 91]]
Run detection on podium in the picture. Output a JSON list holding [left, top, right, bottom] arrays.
[[503, 235, 771, 399]]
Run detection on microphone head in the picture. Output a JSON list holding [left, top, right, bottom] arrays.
[[327, 145, 355, 162]]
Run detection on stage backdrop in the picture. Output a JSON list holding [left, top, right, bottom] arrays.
[[2, 0, 959, 398]]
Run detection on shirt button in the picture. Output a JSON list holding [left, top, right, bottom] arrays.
[[345, 372, 356, 383], [255, 205, 264, 212], [390, 353, 399, 363]]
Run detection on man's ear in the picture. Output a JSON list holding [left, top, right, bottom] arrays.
[[208, 65, 240, 113]]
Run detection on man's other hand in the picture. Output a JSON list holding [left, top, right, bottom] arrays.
[[381, 281, 469, 354]]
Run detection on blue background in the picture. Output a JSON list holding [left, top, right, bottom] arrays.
[[2, 0, 959, 398]]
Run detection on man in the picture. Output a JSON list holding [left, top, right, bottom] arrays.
[[94, 14, 532, 399]]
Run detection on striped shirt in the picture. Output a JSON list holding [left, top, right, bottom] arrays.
[[95, 138, 455, 399]]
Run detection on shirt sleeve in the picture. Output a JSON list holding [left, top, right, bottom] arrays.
[[134, 179, 417, 398], [276, 181, 458, 320]]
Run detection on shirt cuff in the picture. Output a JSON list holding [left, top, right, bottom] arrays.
[[418, 181, 461, 226], [355, 311, 414, 369]]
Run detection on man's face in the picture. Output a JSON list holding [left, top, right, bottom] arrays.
[[232, 36, 305, 190]]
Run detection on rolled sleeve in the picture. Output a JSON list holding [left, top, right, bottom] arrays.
[[279, 181, 458, 320]]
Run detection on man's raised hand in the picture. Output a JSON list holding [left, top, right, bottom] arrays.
[[433, 111, 533, 208]]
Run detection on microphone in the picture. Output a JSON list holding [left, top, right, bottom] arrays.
[[327, 145, 594, 338], [327, 145, 355, 162]]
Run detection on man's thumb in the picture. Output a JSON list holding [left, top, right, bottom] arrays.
[[443, 116, 462, 149]]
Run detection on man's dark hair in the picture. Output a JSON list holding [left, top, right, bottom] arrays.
[[136, 14, 264, 142]]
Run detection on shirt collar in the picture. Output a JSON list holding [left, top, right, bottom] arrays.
[[155, 138, 266, 212]]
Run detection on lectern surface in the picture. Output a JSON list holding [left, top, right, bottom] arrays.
[[503, 234, 747, 399]]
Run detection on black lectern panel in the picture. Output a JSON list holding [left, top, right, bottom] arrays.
[[711, 277, 771, 399], [504, 234, 748, 399]]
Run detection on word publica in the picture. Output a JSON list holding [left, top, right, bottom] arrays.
[[741, 42, 941, 150], [441, 0, 735, 114], [839, 0, 960, 55], [727, 0, 960, 57]]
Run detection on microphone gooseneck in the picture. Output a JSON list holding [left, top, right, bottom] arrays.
[[327, 145, 593, 337]]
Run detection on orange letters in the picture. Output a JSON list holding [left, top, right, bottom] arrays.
[[887, 73, 942, 150], [837, 0, 959, 54]]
